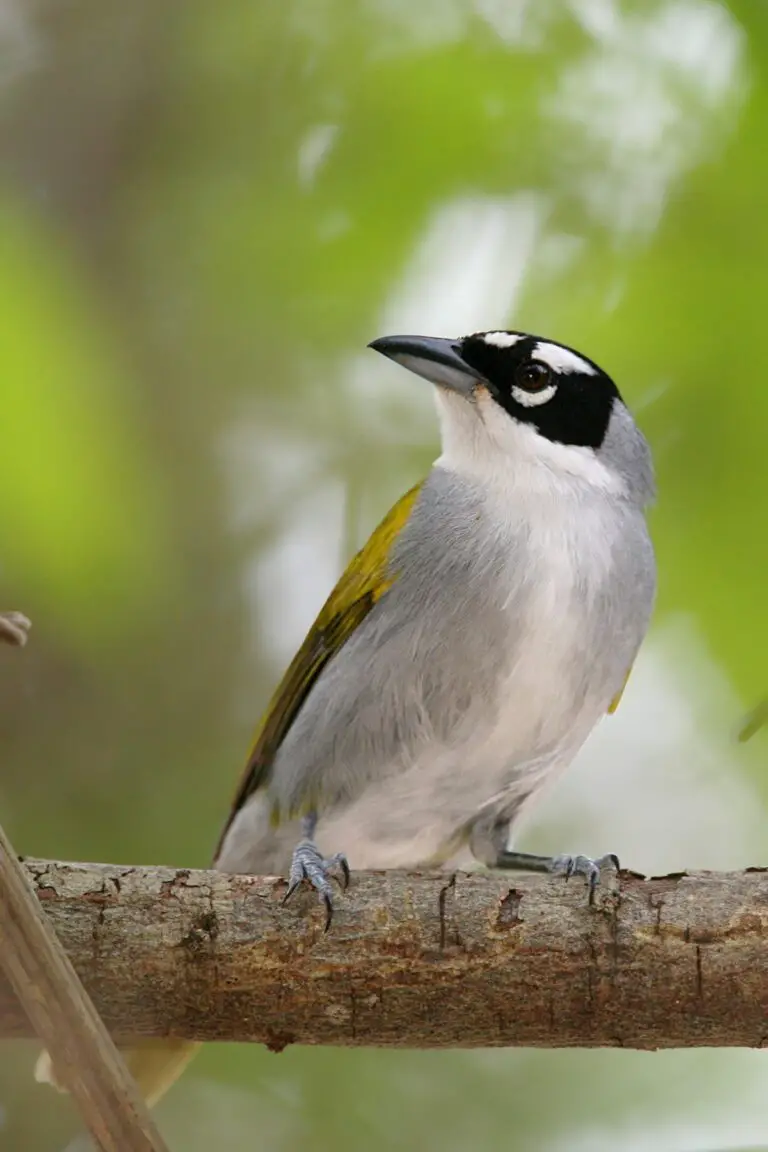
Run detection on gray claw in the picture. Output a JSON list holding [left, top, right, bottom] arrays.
[[550, 852, 619, 904], [283, 839, 350, 930]]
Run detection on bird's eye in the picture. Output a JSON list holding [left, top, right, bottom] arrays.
[[515, 361, 552, 392], [509, 359, 558, 408]]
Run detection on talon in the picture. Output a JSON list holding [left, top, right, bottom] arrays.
[[282, 881, 301, 906], [283, 839, 349, 927], [339, 856, 350, 889], [322, 894, 333, 933], [550, 852, 619, 903], [327, 853, 350, 890]]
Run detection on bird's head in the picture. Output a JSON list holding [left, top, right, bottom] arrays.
[[369, 330, 653, 504]]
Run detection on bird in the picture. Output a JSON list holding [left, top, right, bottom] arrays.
[[35, 328, 656, 1106]]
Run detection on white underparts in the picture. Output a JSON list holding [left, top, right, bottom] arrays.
[[434, 388, 624, 495]]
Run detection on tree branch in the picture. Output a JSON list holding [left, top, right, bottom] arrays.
[[5, 860, 768, 1051]]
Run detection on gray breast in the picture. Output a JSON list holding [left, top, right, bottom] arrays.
[[269, 464, 654, 827], [269, 469, 522, 815]]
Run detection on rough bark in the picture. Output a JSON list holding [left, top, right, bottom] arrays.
[[4, 859, 768, 1051]]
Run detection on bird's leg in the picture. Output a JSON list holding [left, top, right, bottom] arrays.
[[283, 812, 350, 930], [471, 817, 618, 905], [493, 849, 620, 905]]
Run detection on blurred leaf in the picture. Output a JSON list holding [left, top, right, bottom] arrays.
[[0, 195, 171, 648]]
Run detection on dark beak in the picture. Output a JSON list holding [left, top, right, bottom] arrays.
[[367, 334, 486, 397]]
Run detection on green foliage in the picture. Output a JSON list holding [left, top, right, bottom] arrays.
[[0, 196, 170, 649]]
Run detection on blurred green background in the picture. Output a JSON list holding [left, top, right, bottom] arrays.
[[2, 0, 768, 1148]]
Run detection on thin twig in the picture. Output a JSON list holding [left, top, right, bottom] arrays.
[[0, 612, 167, 1151], [0, 611, 31, 646], [0, 829, 169, 1151]]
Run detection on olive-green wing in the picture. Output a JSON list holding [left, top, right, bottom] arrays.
[[607, 667, 632, 714], [213, 483, 423, 858]]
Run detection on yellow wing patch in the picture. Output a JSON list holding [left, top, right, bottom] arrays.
[[608, 667, 632, 715], [214, 482, 423, 858]]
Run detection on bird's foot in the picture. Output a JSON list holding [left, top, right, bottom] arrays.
[[283, 839, 350, 930], [491, 848, 619, 905], [549, 852, 620, 905]]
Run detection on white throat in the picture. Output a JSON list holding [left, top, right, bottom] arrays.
[[433, 388, 625, 497]]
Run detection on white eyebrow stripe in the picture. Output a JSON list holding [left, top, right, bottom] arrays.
[[532, 341, 596, 375], [481, 332, 522, 348]]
